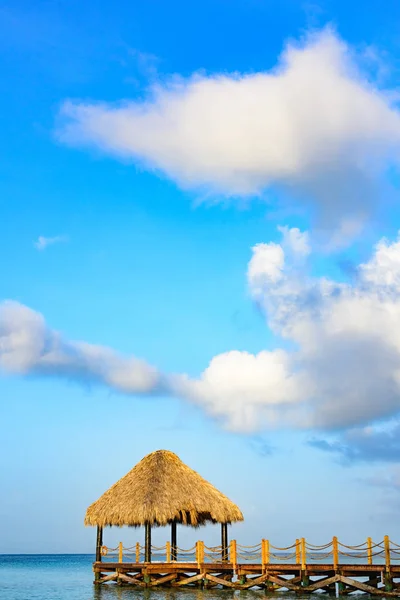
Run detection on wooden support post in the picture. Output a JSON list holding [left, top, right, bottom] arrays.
[[385, 571, 393, 592], [333, 536, 338, 569], [384, 535, 393, 592], [145, 522, 152, 563], [367, 537, 372, 565], [221, 523, 228, 562], [338, 581, 346, 596], [95, 526, 103, 562], [301, 572, 309, 587], [230, 539, 237, 567], [171, 520, 177, 562], [118, 541, 123, 563], [95, 526, 103, 583], [135, 541, 140, 563], [166, 541, 171, 563], [264, 579, 273, 595], [295, 538, 300, 564], [301, 537, 307, 587]]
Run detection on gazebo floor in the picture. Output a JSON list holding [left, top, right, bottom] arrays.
[[94, 561, 400, 594]]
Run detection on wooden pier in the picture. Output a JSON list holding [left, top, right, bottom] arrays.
[[94, 536, 400, 594]]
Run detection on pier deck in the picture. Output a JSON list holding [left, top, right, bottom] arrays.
[[93, 537, 400, 593]]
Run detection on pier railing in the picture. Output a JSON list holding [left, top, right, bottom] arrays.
[[99, 536, 399, 567]]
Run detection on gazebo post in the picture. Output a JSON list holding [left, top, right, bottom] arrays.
[[95, 526, 103, 562], [171, 519, 177, 561], [145, 522, 152, 562], [221, 523, 228, 562]]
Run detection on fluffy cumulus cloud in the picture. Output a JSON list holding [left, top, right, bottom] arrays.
[[184, 227, 400, 432], [4, 227, 400, 440], [58, 29, 400, 235], [178, 349, 307, 432], [244, 229, 400, 429]]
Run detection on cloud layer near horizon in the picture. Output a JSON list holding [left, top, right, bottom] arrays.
[[4, 227, 400, 442], [59, 29, 400, 236]]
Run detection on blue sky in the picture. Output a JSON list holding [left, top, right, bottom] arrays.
[[3, 0, 400, 554]]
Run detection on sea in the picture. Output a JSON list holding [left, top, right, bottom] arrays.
[[0, 554, 315, 600]]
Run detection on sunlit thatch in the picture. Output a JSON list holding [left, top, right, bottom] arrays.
[[85, 449, 244, 527]]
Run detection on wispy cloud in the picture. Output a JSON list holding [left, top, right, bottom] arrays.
[[0, 300, 167, 395], [34, 235, 68, 251], [248, 436, 276, 457], [309, 425, 400, 464]]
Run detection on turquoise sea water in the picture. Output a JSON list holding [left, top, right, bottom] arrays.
[[0, 555, 310, 600]]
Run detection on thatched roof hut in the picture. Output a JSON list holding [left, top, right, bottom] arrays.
[[86, 449, 243, 562]]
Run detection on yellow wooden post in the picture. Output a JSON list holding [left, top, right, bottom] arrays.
[[230, 540, 237, 566], [367, 537, 372, 565], [385, 535, 391, 570], [265, 539, 270, 565], [261, 539, 265, 567], [296, 539, 300, 564], [332, 536, 338, 569], [301, 538, 306, 570], [166, 541, 171, 563], [196, 540, 204, 566], [118, 541, 123, 563], [135, 542, 140, 563]]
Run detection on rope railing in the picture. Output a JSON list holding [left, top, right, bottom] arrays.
[[98, 536, 398, 568], [270, 543, 297, 551]]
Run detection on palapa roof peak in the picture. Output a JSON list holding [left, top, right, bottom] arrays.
[[85, 449, 244, 528]]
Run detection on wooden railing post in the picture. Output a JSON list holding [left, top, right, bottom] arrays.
[[333, 536, 338, 569], [230, 540, 237, 567], [166, 541, 171, 563], [296, 538, 300, 564], [367, 537, 372, 565], [196, 540, 204, 567], [385, 535, 391, 570], [301, 537, 306, 570], [135, 542, 140, 563], [118, 541, 123, 563], [261, 539, 269, 570]]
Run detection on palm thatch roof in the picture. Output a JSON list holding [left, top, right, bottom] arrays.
[[85, 449, 244, 527]]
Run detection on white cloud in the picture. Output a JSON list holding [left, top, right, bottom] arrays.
[[34, 235, 68, 251], [58, 29, 400, 236], [0, 301, 164, 394], [5, 227, 400, 435], [176, 227, 400, 432], [177, 350, 307, 432]]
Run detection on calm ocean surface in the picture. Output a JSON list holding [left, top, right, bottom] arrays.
[[0, 554, 316, 600]]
